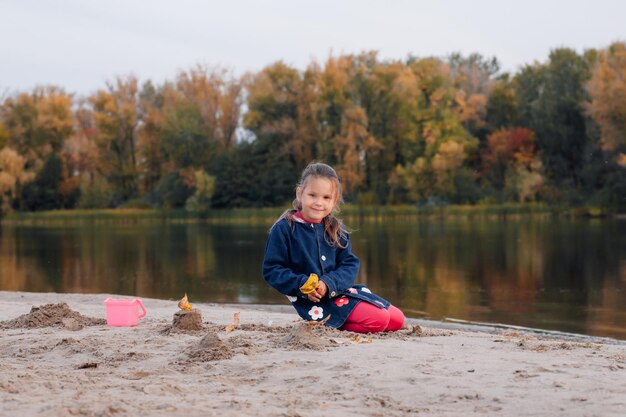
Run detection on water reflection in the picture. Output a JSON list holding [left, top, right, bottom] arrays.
[[0, 218, 624, 339]]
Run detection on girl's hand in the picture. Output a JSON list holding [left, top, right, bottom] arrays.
[[307, 280, 328, 303]]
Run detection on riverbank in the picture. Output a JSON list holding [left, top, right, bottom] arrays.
[[0, 203, 615, 225], [1, 291, 624, 417]]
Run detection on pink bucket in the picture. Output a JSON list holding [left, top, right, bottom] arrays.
[[104, 298, 147, 326]]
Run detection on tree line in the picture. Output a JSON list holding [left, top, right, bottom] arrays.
[[1, 43, 625, 215]]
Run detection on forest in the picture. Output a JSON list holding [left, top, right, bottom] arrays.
[[0, 42, 624, 215]]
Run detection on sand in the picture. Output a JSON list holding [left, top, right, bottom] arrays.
[[0, 291, 624, 417]]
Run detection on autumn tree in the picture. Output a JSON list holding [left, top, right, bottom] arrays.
[[332, 106, 382, 195], [316, 53, 390, 200], [447, 52, 499, 138], [0, 87, 74, 165], [89, 76, 141, 203], [481, 128, 543, 201], [584, 42, 626, 207], [0, 147, 34, 214], [0, 122, 8, 149], [0, 87, 75, 210], [389, 57, 480, 203], [586, 42, 626, 152]]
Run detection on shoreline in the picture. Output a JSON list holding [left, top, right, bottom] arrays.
[[2, 204, 620, 226], [221, 302, 626, 345], [1, 291, 625, 417]]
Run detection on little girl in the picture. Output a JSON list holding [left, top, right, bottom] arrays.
[[262, 162, 405, 333]]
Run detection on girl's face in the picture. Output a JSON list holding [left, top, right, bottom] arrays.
[[296, 177, 336, 223]]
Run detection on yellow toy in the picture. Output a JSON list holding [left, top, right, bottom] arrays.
[[299, 273, 319, 294]]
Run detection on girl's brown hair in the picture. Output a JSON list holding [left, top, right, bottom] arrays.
[[274, 162, 349, 248]]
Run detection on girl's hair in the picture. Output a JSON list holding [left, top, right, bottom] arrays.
[[273, 162, 349, 248]]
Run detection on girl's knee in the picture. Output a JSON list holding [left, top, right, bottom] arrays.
[[340, 302, 390, 333], [384, 305, 405, 332]]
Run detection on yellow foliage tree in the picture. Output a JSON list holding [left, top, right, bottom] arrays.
[[388, 57, 479, 201], [586, 42, 626, 161], [89, 76, 140, 200], [333, 107, 382, 195], [0, 122, 8, 149], [1, 87, 74, 168], [0, 147, 34, 214], [174, 65, 242, 151]]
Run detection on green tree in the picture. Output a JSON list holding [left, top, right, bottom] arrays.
[[349, 54, 406, 201], [211, 141, 294, 208], [154, 66, 243, 202], [159, 99, 211, 169], [242, 61, 303, 200], [149, 171, 194, 209], [20, 153, 63, 211], [515, 49, 592, 197], [137, 81, 165, 194], [64, 99, 106, 207], [485, 74, 520, 131], [185, 170, 216, 212]]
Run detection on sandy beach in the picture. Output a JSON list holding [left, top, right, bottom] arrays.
[[0, 291, 624, 417]]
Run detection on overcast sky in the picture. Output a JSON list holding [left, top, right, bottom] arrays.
[[1, 0, 624, 95]]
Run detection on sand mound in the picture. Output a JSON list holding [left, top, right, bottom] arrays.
[[0, 303, 105, 329], [280, 323, 338, 350], [172, 309, 204, 331], [161, 311, 210, 335], [186, 331, 234, 362]]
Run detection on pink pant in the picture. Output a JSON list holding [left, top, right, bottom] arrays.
[[339, 302, 405, 333]]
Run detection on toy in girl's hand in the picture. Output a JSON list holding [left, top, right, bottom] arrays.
[[177, 293, 192, 311], [299, 273, 319, 294]]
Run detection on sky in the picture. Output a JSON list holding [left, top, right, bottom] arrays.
[[1, 0, 625, 96]]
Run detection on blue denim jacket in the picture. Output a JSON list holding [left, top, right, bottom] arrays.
[[262, 217, 391, 328]]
